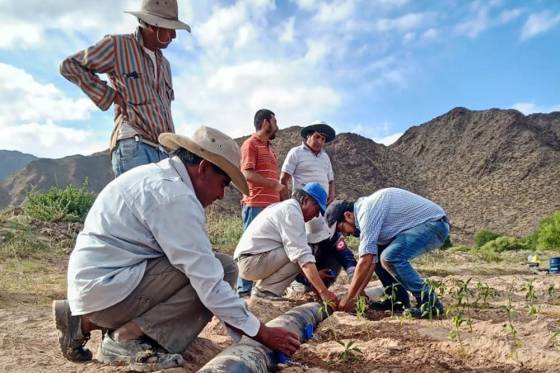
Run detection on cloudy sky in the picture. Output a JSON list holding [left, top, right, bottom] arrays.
[[1, 0, 559, 158]]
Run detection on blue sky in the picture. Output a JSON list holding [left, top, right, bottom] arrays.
[[0, 0, 559, 157]]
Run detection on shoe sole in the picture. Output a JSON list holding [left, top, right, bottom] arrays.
[[52, 300, 92, 361]]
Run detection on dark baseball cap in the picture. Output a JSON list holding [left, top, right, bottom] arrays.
[[325, 200, 354, 227]]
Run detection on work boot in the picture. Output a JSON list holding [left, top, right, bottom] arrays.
[[52, 299, 92, 362], [368, 298, 406, 313], [251, 287, 286, 301], [403, 299, 445, 319], [96, 332, 184, 372]]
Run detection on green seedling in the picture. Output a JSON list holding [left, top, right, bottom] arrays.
[[336, 340, 363, 362], [355, 295, 368, 320], [449, 313, 466, 344], [524, 279, 538, 317], [500, 300, 521, 358], [319, 299, 338, 339], [420, 282, 440, 320], [451, 278, 472, 309], [547, 285, 555, 301], [474, 281, 494, 308], [381, 283, 402, 317]]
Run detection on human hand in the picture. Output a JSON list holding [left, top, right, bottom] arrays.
[[318, 289, 339, 309], [273, 182, 286, 194], [338, 295, 355, 313], [114, 93, 128, 120], [256, 325, 300, 356]]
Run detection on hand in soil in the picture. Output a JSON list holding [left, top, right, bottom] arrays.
[[256, 324, 300, 356], [319, 289, 339, 309], [338, 295, 356, 313]]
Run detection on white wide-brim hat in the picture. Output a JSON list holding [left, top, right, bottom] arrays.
[[159, 127, 249, 195], [125, 0, 191, 31]]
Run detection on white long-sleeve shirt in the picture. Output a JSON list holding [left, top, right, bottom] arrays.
[[233, 199, 316, 267], [67, 157, 260, 337]]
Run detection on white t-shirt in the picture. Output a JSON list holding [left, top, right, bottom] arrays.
[[281, 143, 334, 194]]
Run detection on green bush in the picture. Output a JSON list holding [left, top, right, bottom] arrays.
[[536, 211, 560, 251], [206, 212, 243, 254], [479, 236, 531, 253], [474, 229, 501, 247], [23, 183, 96, 223]]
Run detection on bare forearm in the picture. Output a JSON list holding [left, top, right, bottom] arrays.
[[243, 170, 278, 189], [346, 255, 375, 302], [328, 181, 335, 204], [301, 262, 329, 295]]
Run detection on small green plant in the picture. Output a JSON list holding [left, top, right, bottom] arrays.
[[336, 340, 362, 362], [449, 313, 465, 344], [501, 298, 521, 358], [524, 279, 538, 316], [474, 281, 494, 308], [381, 283, 402, 316], [474, 229, 501, 247], [23, 182, 95, 223], [355, 296, 368, 320], [419, 282, 440, 320], [319, 299, 338, 339], [548, 284, 556, 301], [451, 278, 472, 308]]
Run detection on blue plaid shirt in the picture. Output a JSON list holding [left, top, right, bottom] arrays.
[[354, 188, 447, 260]]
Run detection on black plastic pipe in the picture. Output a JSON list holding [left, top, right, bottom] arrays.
[[197, 302, 326, 373]]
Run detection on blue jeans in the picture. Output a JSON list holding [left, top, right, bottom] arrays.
[[375, 219, 450, 308], [237, 205, 265, 296], [111, 137, 168, 177]]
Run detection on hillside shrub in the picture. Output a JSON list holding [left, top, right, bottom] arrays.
[[206, 212, 243, 254], [536, 211, 560, 251], [23, 183, 95, 223], [474, 229, 501, 247], [479, 236, 531, 253]]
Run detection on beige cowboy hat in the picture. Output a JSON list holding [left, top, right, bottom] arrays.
[[159, 127, 249, 195], [125, 0, 191, 32]]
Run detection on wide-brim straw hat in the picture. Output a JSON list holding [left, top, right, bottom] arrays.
[[125, 0, 191, 31], [301, 120, 336, 143], [159, 127, 249, 195]]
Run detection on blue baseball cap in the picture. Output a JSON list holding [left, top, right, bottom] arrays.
[[302, 182, 327, 214]]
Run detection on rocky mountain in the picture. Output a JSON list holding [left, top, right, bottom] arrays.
[[0, 150, 37, 181], [392, 107, 560, 242], [1, 107, 559, 243], [0, 152, 112, 207]]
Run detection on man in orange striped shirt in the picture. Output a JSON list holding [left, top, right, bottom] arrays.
[[60, 0, 190, 177], [237, 109, 286, 297]]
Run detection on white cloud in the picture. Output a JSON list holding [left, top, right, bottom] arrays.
[[455, 7, 490, 38], [0, 63, 95, 124], [351, 122, 402, 145], [0, 62, 103, 157], [376, 12, 437, 32], [455, 3, 521, 39], [499, 8, 524, 24], [0, 122, 105, 158], [0, 0, 139, 49], [313, 0, 356, 25], [279, 17, 296, 43], [511, 102, 560, 115], [520, 11, 560, 41], [172, 60, 341, 139]]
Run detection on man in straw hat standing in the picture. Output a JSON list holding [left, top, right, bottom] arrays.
[[52, 127, 300, 370], [280, 121, 357, 294], [60, 0, 190, 177]]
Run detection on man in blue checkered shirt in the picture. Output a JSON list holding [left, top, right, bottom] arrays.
[[326, 188, 450, 318]]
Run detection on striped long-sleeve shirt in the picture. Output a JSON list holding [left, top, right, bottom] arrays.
[[60, 27, 175, 148], [354, 188, 447, 260]]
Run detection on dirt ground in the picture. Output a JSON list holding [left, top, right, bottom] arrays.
[[1, 215, 559, 372], [2, 273, 560, 372]]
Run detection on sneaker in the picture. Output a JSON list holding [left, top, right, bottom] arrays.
[[403, 300, 445, 319], [251, 287, 286, 301], [52, 300, 92, 362], [96, 332, 184, 372], [368, 299, 406, 313], [285, 280, 311, 297]]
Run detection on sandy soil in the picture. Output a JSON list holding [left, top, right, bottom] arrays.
[[1, 273, 559, 372]]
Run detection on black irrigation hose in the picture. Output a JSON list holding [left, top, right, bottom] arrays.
[[198, 302, 326, 373]]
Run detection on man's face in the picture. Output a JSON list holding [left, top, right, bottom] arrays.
[[194, 160, 231, 208], [337, 212, 359, 237], [265, 115, 279, 140], [301, 196, 321, 222], [305, 132, 327, 153], [152, 26, 177, 49]]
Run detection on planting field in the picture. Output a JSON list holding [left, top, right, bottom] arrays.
[[1, 210, 559, 372]]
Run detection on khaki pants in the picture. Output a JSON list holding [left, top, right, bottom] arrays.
[[86, 253, 237, 354], [237, 248, 301, 296]]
